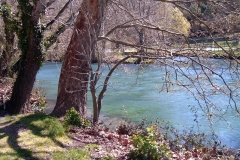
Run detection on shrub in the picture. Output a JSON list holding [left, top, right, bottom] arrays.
[[64, 107, 90, 128], [129, 125, 171, 160], [30, 87, 46, 113]]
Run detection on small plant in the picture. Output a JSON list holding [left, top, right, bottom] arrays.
[[37, 96, 46, 112], [117, 124, 130, 135], [129, 125, 172, 160], [30, 86, 46, 113], [64, 107, 90, 128]]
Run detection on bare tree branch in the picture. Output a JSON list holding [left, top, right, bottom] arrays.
[[45, 0, 74, 29], [44, 13, 77, 50]]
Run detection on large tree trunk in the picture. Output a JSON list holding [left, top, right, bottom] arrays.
[[52, 0, 108, 117], [7, 1, 45, 114]]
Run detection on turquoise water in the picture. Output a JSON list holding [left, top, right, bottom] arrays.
[[36, 60, 240, 149]]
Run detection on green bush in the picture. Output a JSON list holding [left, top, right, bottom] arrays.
[[129, 125, 171, 160], [64, 107, 90, 128]]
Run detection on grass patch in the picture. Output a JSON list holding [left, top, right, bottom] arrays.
[[210, 49, 240, 58], [0, 113, 73, 159], [19, 113, 65, 138], [51, 148, 91, 160], [215, 40, 239, 47], [125, 58, 138, 63]]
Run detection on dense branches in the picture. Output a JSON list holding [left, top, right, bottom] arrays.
[[89, 0, 240, 125]]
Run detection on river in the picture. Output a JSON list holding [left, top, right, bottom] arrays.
[[36, 59, 240, 149]]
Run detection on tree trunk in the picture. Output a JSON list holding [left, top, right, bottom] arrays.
[[0, 50, 7, 78], [134, 28, 145, 64], [91, 56, 132, 124], [52, 0, 108, 117], [0, 1, 15, 78], [7, 0, 45, 114], [4, 20, 15, 77]]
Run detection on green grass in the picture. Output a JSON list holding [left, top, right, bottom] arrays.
[[20, 113, 66, 137], [209, 49, 240, 58], [186, 40, 240, 48], [0, 113, 89, 159], [51, 148, 91, 160], [215, 40, 239, 47]]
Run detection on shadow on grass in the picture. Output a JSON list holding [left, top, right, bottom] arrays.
[[0, 113, 66, 159]]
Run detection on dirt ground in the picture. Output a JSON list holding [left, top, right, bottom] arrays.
[[67, 127, 133, 159]]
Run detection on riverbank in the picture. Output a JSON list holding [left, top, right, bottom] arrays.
[[1, 112, 240, 159], [0, 78, 129, 131], [45, 41, 240, 63], [45, 98, 128, 131], [1, 77, 240, 159], [37, 61, 240, 149]]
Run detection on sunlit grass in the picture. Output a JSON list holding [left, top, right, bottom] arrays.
[[17, 131, 68, 152], [51, 148, 91, 160], [0, 135, 16, 154], [0, 113, 74, 159], [27, 115, 66, 137]]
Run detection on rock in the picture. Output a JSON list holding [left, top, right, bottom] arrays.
[[107, 133, 114, 140], [118, 135, 131, 146], [121, 138, 129, 146], [99, 131, 106, 138], [202, 147, 208, 153]]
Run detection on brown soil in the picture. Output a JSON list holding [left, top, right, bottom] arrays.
[[67, 127, 133, 159]]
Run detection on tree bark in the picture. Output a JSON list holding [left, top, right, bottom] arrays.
[[7, 0, 45, 114], [0, 50, 7, 78], [134, 28, 145, 64], [0, 1, 15, 78], [52, 0, 108, 117]]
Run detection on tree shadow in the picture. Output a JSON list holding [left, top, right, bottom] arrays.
[[0, 113, 66, 159]]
